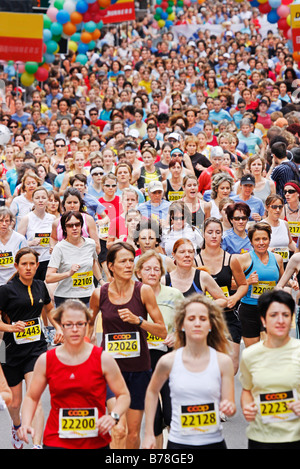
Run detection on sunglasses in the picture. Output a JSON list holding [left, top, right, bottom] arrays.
[[65, 222, 81, 228], [10, 125, 18, 129], [56, 144, 65, 147], [269, 205, 283, 210], [104, 184, 117, 188], [173, 216, 184, 221], [232, 216, 248, 221], [93, 172, 104, 176], [284, 189, 297, 195]]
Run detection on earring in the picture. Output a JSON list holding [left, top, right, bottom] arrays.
[[181, 327, 185, 332]]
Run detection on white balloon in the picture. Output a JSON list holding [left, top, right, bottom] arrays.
[[63, 1, 76, 13]]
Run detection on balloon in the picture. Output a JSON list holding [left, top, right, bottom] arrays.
[[277, 4, 290, 17], [47, 7, 58, 21], [54, 0, 65, 9], [44, 53, 55, 64], [278, 17, 289, 29], [35, 67, 49, 82], [56, 10, 70, 24], [46, 40, 59, 54], [70, 11, 83, 24], [78, 42, 89, 54], [21, 72, 35, 87], [15, 62, 25, 73], [43, 29, 52, 42], [76, 0, 89, 13], [98, 0, 111, 7], [63, 21, 77, 35], [25, 61, 38, 74], [68, 41, 78, 52], [81, 31, 92, 43], [158, 19, 165, 27], [287, 14, 291, 26], [63, 1, 76, 14], [51, 22, 63, 35], [71, 32, 81, 42], [267, 9, 280, 23], [282, 0, 293, 4], [43, 14, 52, 30], [293, 51, 300, 61], [259, 3, 272, 13], [85, 21, 96, 32], [268, 0, 281, 7], [91, 29, 101, 40], [76, 54, 88, 65]]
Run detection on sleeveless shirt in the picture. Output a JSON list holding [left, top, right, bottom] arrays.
[[99, 281, 150, 372], [165, 269, 203, 297], [43, 346, 110, 449]]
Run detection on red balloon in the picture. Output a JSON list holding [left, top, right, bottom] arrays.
[[88, 2, 99, 12], [278, 17, 289, 30], [35, 67, 49, 82], [82, 11, 92, 22], [259, 3, 271, 14], [282, 0, 293, 4]]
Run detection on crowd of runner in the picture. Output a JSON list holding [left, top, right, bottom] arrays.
[[1, 0, 300, 450]]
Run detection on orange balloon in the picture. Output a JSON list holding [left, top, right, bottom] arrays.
[[98, 0, 111, 8], [63, 22, 77, 36], [41, 63, 50, 70], [293, 51, 300, 61], [70, 11, 83, 24], [91, 29, 101, 40], [81, 31, 93, 44]]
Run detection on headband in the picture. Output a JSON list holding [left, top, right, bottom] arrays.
[[170, 148, 184, 156], [284, 181, 300, 195]]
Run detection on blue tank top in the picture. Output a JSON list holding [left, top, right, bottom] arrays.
[[241, 250, 279, 305]]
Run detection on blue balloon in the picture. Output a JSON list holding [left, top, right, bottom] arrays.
[[43, 29, 52, 42], [76, 54, 88, 65], [268, 0, 281, 8], [250, 0, 259, 6], [76, 0, 88, 13], [77, 43, 89, 54], [56, 10, 70, 24], [71, 32, 81, 42], [160, 11, 168, 20], [50, 22, 63, 36], [44, 53, 55, 64], [46, 40, 58, 54], [165, 20, 173, 29], [267, 9, 280, 24]]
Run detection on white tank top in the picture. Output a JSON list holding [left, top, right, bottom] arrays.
[[210, 199, 221, 219], [168, 346, 223, 447], [268, 219, 290, 263], [26, 211, 55, 262]]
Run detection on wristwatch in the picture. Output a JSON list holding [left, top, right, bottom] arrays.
[[110, 412, 120, 424], [138, 316, 144, 326]]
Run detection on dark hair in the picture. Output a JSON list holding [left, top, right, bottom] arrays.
[[62, 187, 85, 212], [271, 141, 287, 159], [258, 290, 295, 320], [106, 242, 135, 277], [226, 202, 251, 226], [248, 222, 272, 242], [60, 211, 83, 238], [15, 247, 39, 265], [133, 219, 162, 247]]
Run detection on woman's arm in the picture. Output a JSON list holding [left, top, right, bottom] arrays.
[[0, 364, 12, 407], [227, 256, 249, 309]]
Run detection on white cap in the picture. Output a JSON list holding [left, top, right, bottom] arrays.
[[211, 146, 224, 158], [168, 132, 180, 141], [148, 180, 164, 192]]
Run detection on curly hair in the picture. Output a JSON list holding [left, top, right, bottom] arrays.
[[210, 172, 234, 200]]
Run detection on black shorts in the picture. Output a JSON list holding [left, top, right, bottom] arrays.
[[122, 370, 152, 411], [98, 239, 108, 265], [238, 302, 263, 338], [2, 354, 41, 387], [224, 309, 242, 344]]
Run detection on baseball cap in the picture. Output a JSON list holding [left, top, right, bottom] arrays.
[[148, 180, 164, 192], [168, 132, 180, 141], [241, 174, 255, 185], [37, 126, 49, 134], [124, 65, 132, 71]]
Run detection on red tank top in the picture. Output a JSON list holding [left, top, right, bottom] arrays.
[[43, 346, 111, 449]]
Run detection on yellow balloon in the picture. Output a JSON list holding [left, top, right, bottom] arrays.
[[257, 0, 268, 4], [21, 72, 35, 87], [287, 14, 291, 26], [158, 19, 165, 28], [168, 12, 175, 20], [69, 41, 78, 52]]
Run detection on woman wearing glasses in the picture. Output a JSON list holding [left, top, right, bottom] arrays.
[[46, 211, 102, 307], [264, 194, 296, 265], [17, 299, 130, 449], [222, 202, 253, 255], [282, 181, 300, 244]]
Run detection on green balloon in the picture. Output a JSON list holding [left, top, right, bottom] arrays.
[[25, 62, 38, 74], [154, 13, 161, 21], [43, 14, 52, 29], [54, 0, 65, 10]]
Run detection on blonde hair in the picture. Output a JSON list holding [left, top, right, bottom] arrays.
[[51, 299, 93, 325], [174, 293, 231, 353], [134, 250, 165, 281]]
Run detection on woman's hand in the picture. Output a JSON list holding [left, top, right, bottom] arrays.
[[118, 308, 139, 325], [242, 401, 258, 422]]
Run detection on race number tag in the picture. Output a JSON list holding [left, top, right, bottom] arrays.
[[98, 225, 109, 238], [13, 318, 42, 345], [259, 390, 298, 423], [35, 232, 50, 246], [288, 221, 300, 238], [250, 281, 276, 299], [0, 251, 14, 267], [273, 247, 289, 262], [206, 285, 229, 300], [59, 408, 98, 439], [147, 331, 167, 352], [180, 402, 220, 435], [72, 271, 93, 289], [168, 191, 185, 201], [105, 332, 140, 359]]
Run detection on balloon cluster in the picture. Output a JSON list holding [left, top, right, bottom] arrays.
[[247, 0, 294, 50], [19, 0, 111, 87], [153, 0, 205, 29]]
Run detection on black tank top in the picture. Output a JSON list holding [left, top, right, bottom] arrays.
[[99, 281, 150, 372], [165, 179, 184, 202], [195, 250, 233, 309], [165, 269, 203, 297]]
